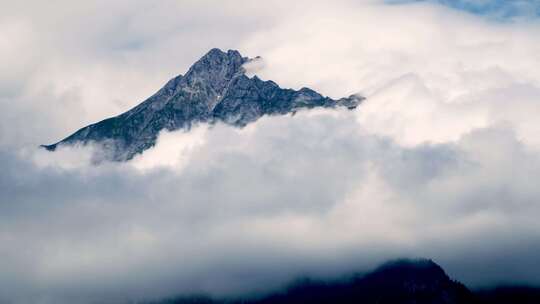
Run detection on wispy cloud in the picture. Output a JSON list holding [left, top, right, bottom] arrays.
[[387, 0, 540, 20]]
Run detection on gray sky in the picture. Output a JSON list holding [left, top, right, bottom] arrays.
[[2, 1, 540, 303]]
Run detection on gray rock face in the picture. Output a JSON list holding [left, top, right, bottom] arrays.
[[42, 48, 364, 161]]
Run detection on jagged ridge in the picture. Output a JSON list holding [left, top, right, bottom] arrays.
[[43, 48, 364, 161]]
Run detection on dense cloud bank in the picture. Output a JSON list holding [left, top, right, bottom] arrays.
[[3, 109, 540, 303], [2, 0, 540, 303]]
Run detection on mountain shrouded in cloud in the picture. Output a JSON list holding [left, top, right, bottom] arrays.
[[3, 0, 540, 303], [161, 259, 477, 303], [42, 48, 362, 161]]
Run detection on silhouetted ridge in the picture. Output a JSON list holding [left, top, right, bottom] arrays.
[[156, 259, 476, 304], [475, 286, 540, 304]]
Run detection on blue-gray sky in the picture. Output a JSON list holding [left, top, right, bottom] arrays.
[[388, 0, 540, 19]]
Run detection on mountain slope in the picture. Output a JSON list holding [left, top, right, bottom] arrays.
[[42, 48, 363, 161], [156, 259, 476, 304]]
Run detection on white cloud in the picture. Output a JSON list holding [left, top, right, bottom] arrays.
[[239, 0, 540, 146], [130, 127, 208, 171], [3, 108, 540, 303]]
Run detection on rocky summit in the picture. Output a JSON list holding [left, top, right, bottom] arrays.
[[42, 48, 364, 161]]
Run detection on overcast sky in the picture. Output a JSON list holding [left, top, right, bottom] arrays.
[[2, 0, 540, 303]]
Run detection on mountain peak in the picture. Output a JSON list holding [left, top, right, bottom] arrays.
[[204, 48, 242, 59], [43, 48, 365, 161], [184, 48, 248, 95], [194, 48, 246, 68]]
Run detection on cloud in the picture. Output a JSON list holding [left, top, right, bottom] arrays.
[[130, 127, 208, 171], [3, 108, 540, 303], [239, 0, 540, 147], [388, 0, 540, 20], [2, 0, 540, 303]]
